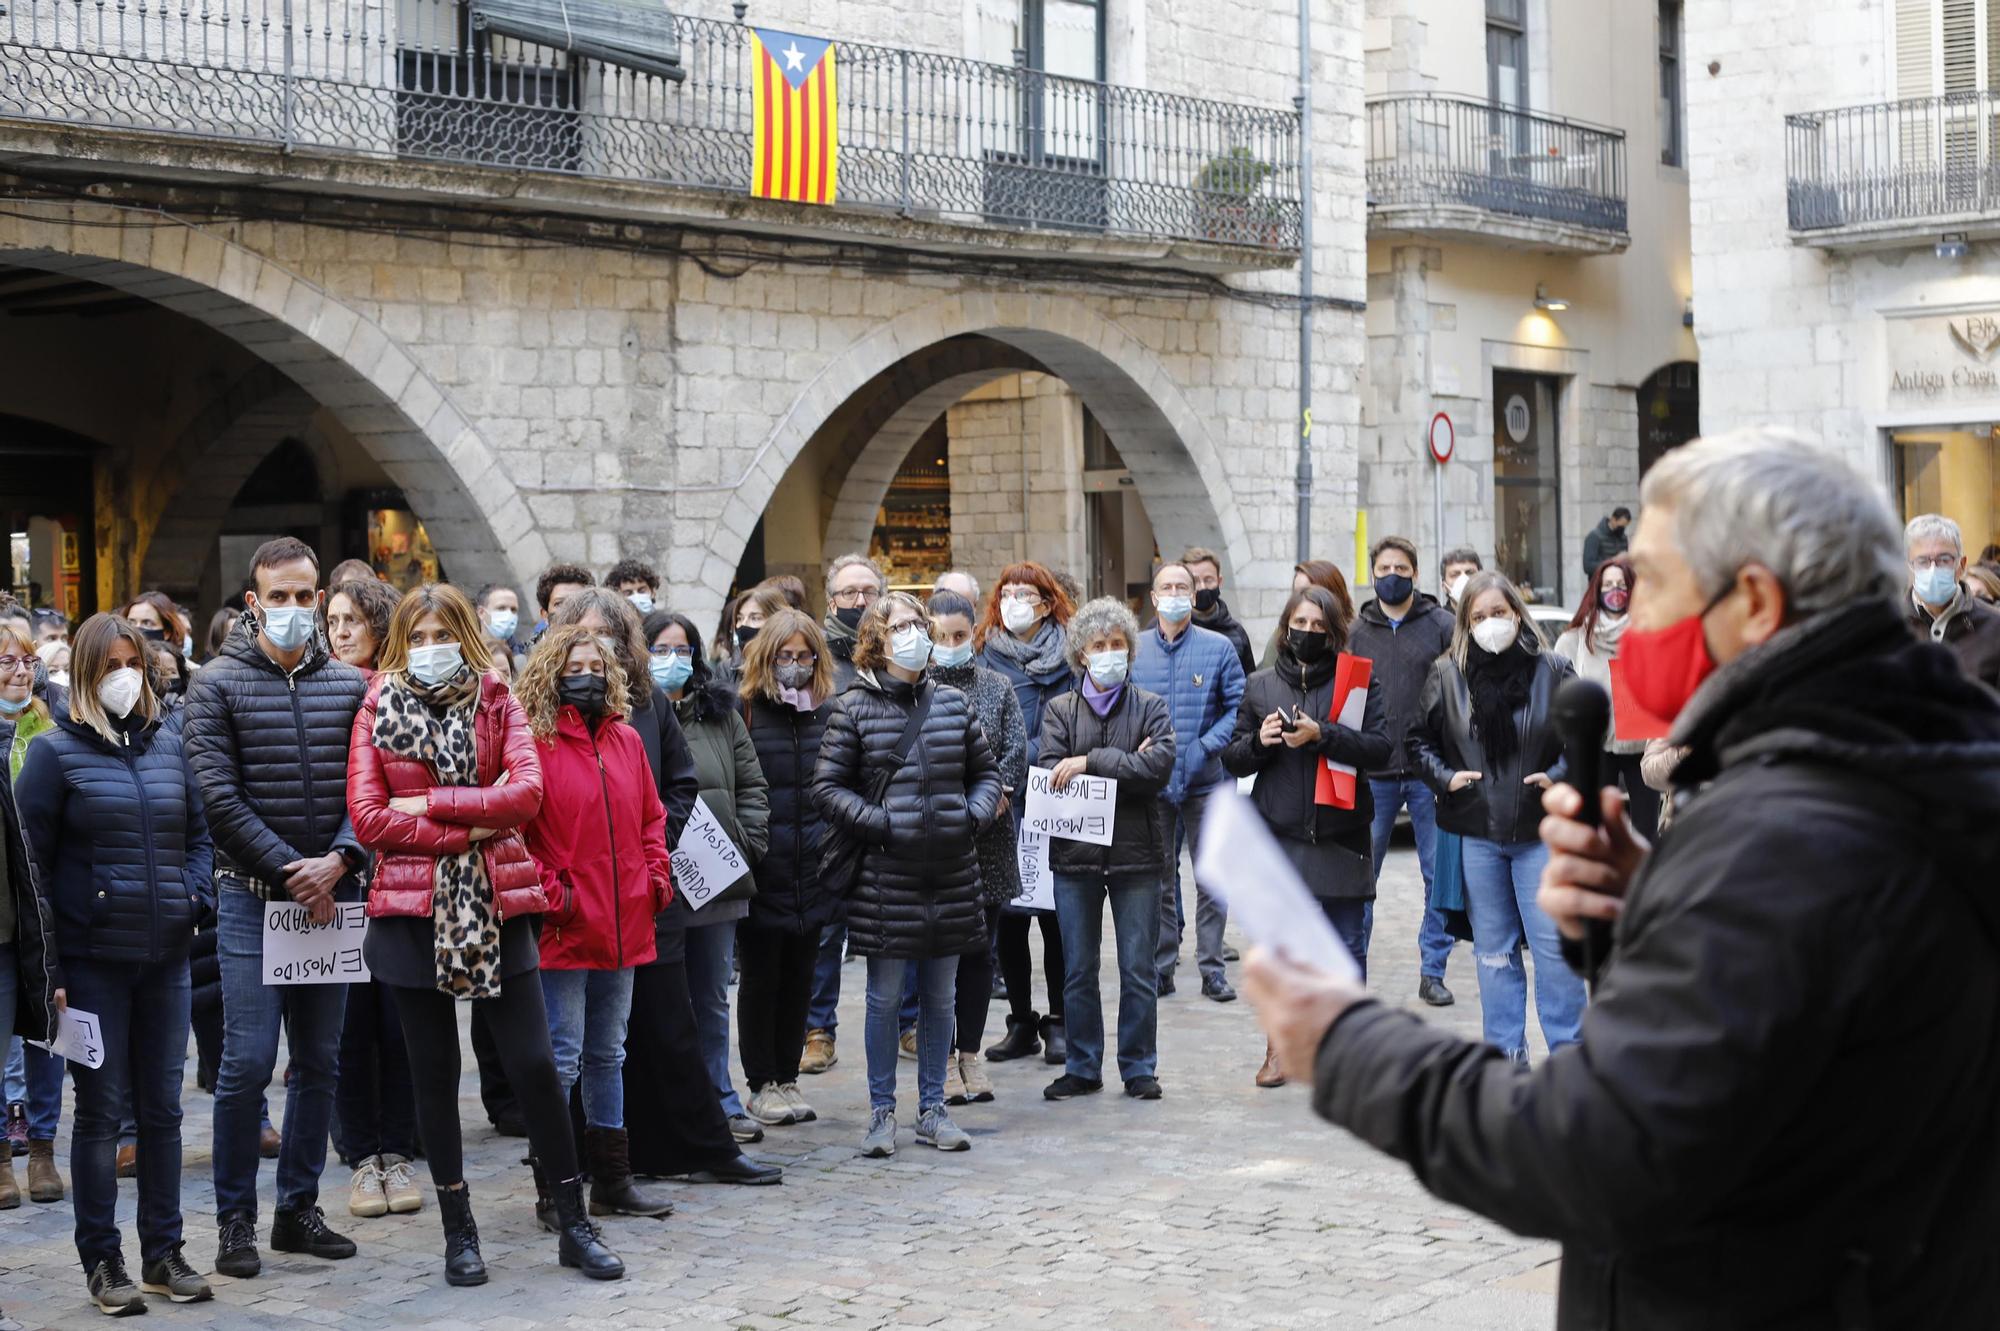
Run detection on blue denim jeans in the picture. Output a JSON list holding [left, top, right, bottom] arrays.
[[683, 921, 744, 1118], [863, 955, 957, 1114], [1156, 790, 1227, 984], [6, 1034, 66, 1140], [1319, 897, 1369, 984], [807, 923, 844, 1034], [212, 884, 349, 1221], [540, 967, 636, 1129], [64, 956, 192, 1271], [1056, 872, 1161, 1084], [1459, 838, 1585, 1061], [1366, 776, 1453, 979]]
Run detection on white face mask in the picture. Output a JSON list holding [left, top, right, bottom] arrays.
[[627, 592, 656, 616], [1447, 573, 1472, 605], [1000, 599, 1039, 634], [889, 625, 933, 672], [97, 666, 144, 719], [1471, 615, 1519, 656], [406, 642, 466, 688]]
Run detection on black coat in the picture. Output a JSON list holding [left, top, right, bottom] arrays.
[[1, 765, 58, 1044], [1311, 602, 2000, 1330], [1033, 686, 1176, 879], [1907, 589, 2000, 691], [1347, 594, 1455, 780], [811, 671, 1003, 959], [17, 709, 213, 968], [1582, 518, 1628, 581], [1407, 647, 1573, 844], [182, 617, 366, 895], [1193, 596, 1258, 680], [630, 685, 703, 964], [1222, 659, 1393, 899], [741, 690, 839, 936]]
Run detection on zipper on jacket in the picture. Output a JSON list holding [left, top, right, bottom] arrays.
[[790, 710, 805, 928], [1295, 681, 1319, 846], [591, 729, 623, 968]]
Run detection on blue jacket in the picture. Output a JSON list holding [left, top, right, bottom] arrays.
[[978, 646, 1077, 768], [17, 707, 213, 968], [1133, 623, 1246, 804]]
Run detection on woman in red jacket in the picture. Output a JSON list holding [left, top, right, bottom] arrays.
[[347, 585, 623, 1288], [515, 624, 676, 1220]]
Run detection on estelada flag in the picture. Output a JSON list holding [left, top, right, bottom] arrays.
[[1313, 653, 1373, 811], [750, 27, 840, 205]]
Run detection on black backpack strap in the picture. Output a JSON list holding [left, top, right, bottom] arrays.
[[865, 681, 934, 797]]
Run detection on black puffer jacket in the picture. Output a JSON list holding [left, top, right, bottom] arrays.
[[1314, 602, 2000, 1330], [1223, 655, 1393, 899], [1407, 646, 1573, 844], [811, 671, 1003, 959], [1, 765, 59, 1044], [17, 707, 213, 967], [1034, 685, 1175, 878], [742, 690, 837, 936], [1347, 594, 1455, 779], [183, 616, 366, 897]]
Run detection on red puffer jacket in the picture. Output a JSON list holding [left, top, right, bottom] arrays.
[[348, 672, 548, 921], [528, 706, 673, 971]]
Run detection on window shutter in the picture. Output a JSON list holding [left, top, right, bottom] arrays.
[[1898, 0, 1938, 99], [1943, 0, 1979, 91]]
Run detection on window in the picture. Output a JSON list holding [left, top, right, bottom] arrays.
[[1892, 0, 2000, 208], [978, 0, 1108, 230], [394, 0, 582, 171], [1658, 0, 1683, 166], [1493, 370, 1564, 606], [1486, 0, 1527, 110]]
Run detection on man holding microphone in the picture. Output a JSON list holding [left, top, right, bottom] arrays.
[[1244, 430, 2000, 1328]]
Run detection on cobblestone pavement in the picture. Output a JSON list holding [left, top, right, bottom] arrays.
[[2, 841, 1560, 1330]]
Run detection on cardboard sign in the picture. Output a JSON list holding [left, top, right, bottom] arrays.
[[28, 1005, 105, 1069], [671, 796, 748, 911], [1014, 828, 1055, 912], [1023, 766, 1117, 845], [1608, 657, 1673, 743], [263, 900, 370, 985]]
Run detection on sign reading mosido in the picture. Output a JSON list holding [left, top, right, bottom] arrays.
[[1023, 766, 1117, 846], [671, 796, 748, 911], [263, 901, 371, 985]]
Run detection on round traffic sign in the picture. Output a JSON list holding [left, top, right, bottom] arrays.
[[1428, 411, 1455, 464]]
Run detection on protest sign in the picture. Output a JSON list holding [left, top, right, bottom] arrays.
[[28, 1006, 105, 1069], [671, 796, 749, 911], [1014, 827, 1055, 912], [1023, 766, 1117, 846], [263, 900, 371, 985]]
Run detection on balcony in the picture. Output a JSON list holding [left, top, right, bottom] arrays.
[[1366, 94, 1628, 254], [0, 0, 1302, 268], [1787, 92, 2000, 249]]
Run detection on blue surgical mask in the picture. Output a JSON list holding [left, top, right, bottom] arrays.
[[259, 604, 316, 652], [889, 626, 933, 672], [1156, 594, 1193, 624], [0, 694, 29, 717], [1915, 564, 1960, 606], [650, 653, 693, 692], [487, 610, 518, 642], [628, 593, 656, 616], [407, 643, 465, 688], [1086, 649, 1129, 687], [932, 640, 974, 669]]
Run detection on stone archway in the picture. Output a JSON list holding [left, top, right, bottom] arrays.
[[0, 201, 537, 596]]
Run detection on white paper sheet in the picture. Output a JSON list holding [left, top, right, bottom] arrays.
[[671, 795, 749, 911], [1193, 786, 1361, 982], [1014, 827, 1055, 912], [29, 1006, 106, 1069], [263, 900, 371, 985], [1023, 766, 1117, 845]]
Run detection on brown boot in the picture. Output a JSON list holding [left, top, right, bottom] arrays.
[[1255, 1041, 1286, 1089], [583, 1127, 673, 1219], [0, 1154, 18, 1208], [26, 1140, 64, 1202]]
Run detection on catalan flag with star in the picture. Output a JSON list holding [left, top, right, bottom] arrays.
[[750, 27, 839, 205]]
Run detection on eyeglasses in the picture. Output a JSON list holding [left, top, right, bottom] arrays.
[[829, 587, 879, 608], [0, 655, 29, 675], [649, 645, 693, 659], [1911, 555, 1961, 572], [999, 589, 1043, 606], [775, 651, 818, 666]]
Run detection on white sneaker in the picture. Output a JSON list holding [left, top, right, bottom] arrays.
[[858, 1108, 896, 1158], [348, 1156, 387, 1218], [959, 1050, 995, 1102], [942, 1050, 969, 1105], [379, 1153, 423, 1215], [747, 1086, 798, 1126], [778, 1083, 817, 1123]]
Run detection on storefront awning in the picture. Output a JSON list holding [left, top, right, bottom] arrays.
[[467, 0, 685, 83]]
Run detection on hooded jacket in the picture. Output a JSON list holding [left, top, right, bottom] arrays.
[[741, 689, 838, 936], [527, 707, 674, 971], [1347, 594, 1455, 779], [1407, 645, 1573, 844], [1905, 584, 2000, 690], [1312, 602, 2000, 1330], [1193, 595, 1257, 679], [1033, 683, 1176, 879], [183, 614, 367, 898], [1131, 622, 1246, 805]]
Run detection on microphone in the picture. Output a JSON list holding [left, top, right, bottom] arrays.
[[1550, 677, 1614, 988]]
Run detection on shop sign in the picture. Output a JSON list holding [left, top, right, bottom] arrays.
[[1888, 312, 2000, 402]]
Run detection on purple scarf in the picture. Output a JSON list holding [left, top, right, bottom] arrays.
[[1080, 671, 1123, 718]]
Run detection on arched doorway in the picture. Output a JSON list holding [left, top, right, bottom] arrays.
[[1638, 361, 1700, 477]]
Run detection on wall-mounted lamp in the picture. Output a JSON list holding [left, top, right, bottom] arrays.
[[1534, 283, 1569, 312], [1682, 298, 1694, 328], [1937, 232, 1971, 260]]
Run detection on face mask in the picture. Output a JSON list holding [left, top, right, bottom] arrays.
[[259, 604, 317, 652], [1156, 594, 1193, 624], [833, 606, 865, 631], [650, 654, 693, 692], [1373, 573, 1414, 607], [406, 642, 465, 688], [0, 694, 30, 717], [182, 634, 195, 660], [1086, 648, 1129, 687], [1470, 616, 1518, 656], [1000, 599, 1039, 634], [1287, 629, 1331, 663], [558, 674, 610, 717], [486, 611, 518, 642], [1447, 573, 1472, 605], [775, 661, 815, 691], [139, 626, 167, 643], [889, 626, 933, 672], [1193, 588, 1221, 614], [932, 640, 974, 670], [1620, 585, 1734, 724], [628, 593, 656, 616], [1914, 564, 1959, 606], [1600, 586, 1631, 616], [49, 671, 68, 690], [98, 666, 143, 719], [735, 624, 761, 650]]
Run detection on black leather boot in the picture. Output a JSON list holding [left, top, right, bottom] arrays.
[[436, 1185, 488, 1288], [983, 1013, 1041, 1062], [528, 1156, 557, 1234], [553, 1175, 624, 1280], [1040, 1015, 1068, 1066], [585, 1127, 674, 1218]]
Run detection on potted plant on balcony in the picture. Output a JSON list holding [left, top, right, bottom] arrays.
[[1196, 146, 1281, 244]]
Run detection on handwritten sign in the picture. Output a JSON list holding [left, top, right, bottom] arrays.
[[263, 901, 370, 985], [1014, 828, 1055, 912], [28, 1005, 105, 1069], [1023, 766, 1117, 846], [671, 796, 748, 911]]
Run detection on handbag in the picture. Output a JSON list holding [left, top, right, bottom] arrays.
[[818, 682, 933, 899]]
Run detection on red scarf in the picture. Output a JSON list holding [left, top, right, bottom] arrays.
[[1313, 652, 1373, 810]]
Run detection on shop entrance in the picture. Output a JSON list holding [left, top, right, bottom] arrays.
[[1892, 424, 2000, 557], [1, 417, 98, 619]]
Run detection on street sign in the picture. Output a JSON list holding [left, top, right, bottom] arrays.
[[1428, 412, 1455, 464]]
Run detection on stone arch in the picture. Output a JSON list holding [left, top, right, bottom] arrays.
[[700, 293, 1253, 602], [0, 202, 536, 597]]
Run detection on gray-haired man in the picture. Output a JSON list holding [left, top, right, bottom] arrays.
[[1904, 512, 2000, 689]]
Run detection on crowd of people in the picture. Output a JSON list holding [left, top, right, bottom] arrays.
[[4, 474, 1998, 1320]]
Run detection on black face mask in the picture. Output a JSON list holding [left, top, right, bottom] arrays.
[[558, 674, 609, 718], [1193, 588, 1221, 614], [139, 626, 168, 643], [735, 624, 761, 650], [1373, 573, 1414, 606], [833, 606, 865, 631], [1287, 629, 1331, 664]]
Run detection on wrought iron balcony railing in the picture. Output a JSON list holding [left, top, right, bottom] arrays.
[[1787, 92, 2000, 231], [1366, 94, 1628, 236], [0, 0, 1302, 251]]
